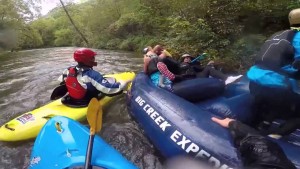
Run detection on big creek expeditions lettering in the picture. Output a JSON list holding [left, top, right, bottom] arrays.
[[135, 96, 234, 169]]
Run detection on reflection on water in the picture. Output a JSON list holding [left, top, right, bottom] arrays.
[[0, 47, 161, 169]]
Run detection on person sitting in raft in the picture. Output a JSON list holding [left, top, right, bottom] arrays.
[[180, 53, 243, 85], [152, 51, 181, 91], [212, 117, 296, 169], [144, 45, 180, 74], [247, 8, 300, 133], [59, 48, 131, 104], [143, 45, 187, 91]]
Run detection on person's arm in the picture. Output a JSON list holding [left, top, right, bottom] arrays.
[[84, 70, 130, 95], [293, 34, 300, 69], [158, 74, 165, 87], [57, 69, 69, 84], [192, 64, 204, 72], [228, 120, 260, 144], [211, 117, 260, 143]]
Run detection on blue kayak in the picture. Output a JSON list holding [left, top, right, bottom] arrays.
[[126, 72, 300, 169], [29, 116, 138, 169]]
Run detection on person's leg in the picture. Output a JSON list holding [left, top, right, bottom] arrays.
[[250, 83, 299, 134], [249, 82, 273, 130], [196, 66, 227, 80], [206, 66, 228, 80]]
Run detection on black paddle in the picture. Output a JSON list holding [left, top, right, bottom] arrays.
[[84, 98, 103, 169], [50, 84, 68, 100]]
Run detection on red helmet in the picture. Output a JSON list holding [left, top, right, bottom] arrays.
[[73, 48, 97, 67]]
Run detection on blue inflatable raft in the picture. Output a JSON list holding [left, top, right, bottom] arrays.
[[28, 116, 138, 169], [126, 72, 300, 169]]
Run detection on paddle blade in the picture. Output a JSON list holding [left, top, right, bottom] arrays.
[[87, 98, 103, 135], [50, 84, 68, 100]]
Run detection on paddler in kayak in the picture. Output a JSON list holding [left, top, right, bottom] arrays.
[[59, 48, 131, 106]]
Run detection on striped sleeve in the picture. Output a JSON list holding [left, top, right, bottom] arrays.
[[157, 62, 175, 81], [83, 70, 122, 94]]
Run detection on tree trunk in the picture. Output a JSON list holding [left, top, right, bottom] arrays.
[[59, 0, 89, 47]]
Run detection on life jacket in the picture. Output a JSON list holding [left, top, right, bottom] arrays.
[[179, 62, 196, 75], [255, 30, 295, 71], [65, 67, 87, 99]]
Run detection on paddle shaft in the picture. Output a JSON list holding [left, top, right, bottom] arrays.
[[84, 134, 95, 169], [191, 53, 207, 63]]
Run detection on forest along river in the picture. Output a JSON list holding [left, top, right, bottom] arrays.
[[0, 47, 163, 169]]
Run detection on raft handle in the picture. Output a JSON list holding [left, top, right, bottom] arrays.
[[55, 122, 63, 133], [42, 114, 55, 120], [4, 124, 15, 131]]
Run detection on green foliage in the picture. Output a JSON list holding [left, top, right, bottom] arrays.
[[118, 36, 158, 51], [4, 0, 299, 72], [108, 13, 143, 38], [0, 0, 37, 50], [54, 29, 73, 46], [17, 26, 43, 49], [163, 17, 218, 57], [31, 18, 57, 47], [206, 0, 243, 38], [106, 38, 122, 49], [229, 34, 267, 71]]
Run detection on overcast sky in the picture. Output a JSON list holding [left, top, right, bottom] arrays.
[[41, 0, 59, 15], [40, 0, 84, 15]]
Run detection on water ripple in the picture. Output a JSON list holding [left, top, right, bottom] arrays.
[[0, 47, 148, 169]]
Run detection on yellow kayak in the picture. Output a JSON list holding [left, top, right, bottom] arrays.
[[0, 72, 135, 142]]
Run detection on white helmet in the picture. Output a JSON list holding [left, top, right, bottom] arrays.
[[181, 53, 191, 58], [289, 8, 300, 26]]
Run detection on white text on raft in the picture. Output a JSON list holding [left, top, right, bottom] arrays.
[[134, 96, 233, 169]]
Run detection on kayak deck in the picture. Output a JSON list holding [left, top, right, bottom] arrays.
[[29, 116, 138, 169]]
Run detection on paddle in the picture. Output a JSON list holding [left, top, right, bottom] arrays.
[[84, 98, 103, 169], [50, 84, 68, 100], [191, 53, 208, 63]]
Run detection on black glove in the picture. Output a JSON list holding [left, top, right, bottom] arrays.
[[292, 59, 300, 69], [229, 121, 296, 169], [239, 135, 296, 169]]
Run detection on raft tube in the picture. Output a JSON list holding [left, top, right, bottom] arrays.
[[127, 72, 300, 169]]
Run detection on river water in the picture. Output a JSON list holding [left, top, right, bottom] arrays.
[[0, 47, 163, 169]]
